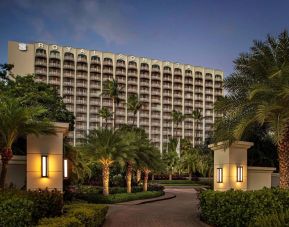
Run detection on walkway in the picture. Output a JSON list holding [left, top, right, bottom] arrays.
[[103, 186, 209, 227]]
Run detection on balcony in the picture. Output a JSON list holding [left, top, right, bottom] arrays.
[[195, 95, 203, 100], [91, 58, 100, 64], [174, 77, 182, 83], [152, 83, 161, 88], [140, 66, 149, 71], [117, 77, 126, 84], [49, 62, 61, 68], [195, 80, 203, 86], [163, 92, 171, 97], [76, 91, 87, 96], [174, 93, 182, 98], [116, 62, 126, 67], [151, 98, 160, 103], [128, 80, 138, 85], [49, 54, 60, 60], [64, 55, 74, 61], [102, 68, 113, 74], [174, 85, 182, 91], [215, 75, 222, 81], [205, 82, 213, 87], [163, 99, 171, 104], [127, 86, 137, 93], [76, 99, 86, 104], [35, 69, 47, 75], [116, 70, 126, 76], [76, 82, 87, 88], [103, 60, 113, 66], [205, 90, 213, 95], [63, 89, 74, 95], [128, 71, 137, 77], [76, 116, 86, 122], [128, 64, 137, 70], [77, 57, 87, 63], [63, 72, 74, 78], [35, 52, 46, 58], [151, 68, 160, 73], [49, 71, 60, 77], [140, 81, 149, 86], [174, 70, 182, 76], [163, 69, 172, 74], [140, 89, 149, 94], [63, 64, 75, 70], [63, 98, 74, 104], [140, 73, 149, 79], [90, 67, 100, 73], [195, 73, 203, 79], [63, 81, 74, 87], [77, 66, 88, 71], [35, 61, 47, 66], [195, 89, 203, 94], [90, 83, 100, 89], [195, 103, 203, 108]]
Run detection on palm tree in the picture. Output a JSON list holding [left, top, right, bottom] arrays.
[[163, 138, 179, 180], [171, 110, 186, 138], [0, 97, 55, 188], [126, 94, 144, 126], [97, 107, 113, 128], [181, 149, 198, 180], [101, 79, 123, 130], [81, 128, 126, 195], [214, 30, 289, 188]]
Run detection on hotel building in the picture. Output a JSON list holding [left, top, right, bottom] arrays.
[[8, 41, 224, 152]]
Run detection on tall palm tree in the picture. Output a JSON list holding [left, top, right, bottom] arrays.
[[126, 94, 144, 126], [0, 97, 55, 188], [163, 138, 179, 180], [81, 128, 126, 195], [181, 149, 198, 180], [214, 30, 289, 188], [97, 107, 113, 128], [171, 110, 186, 138], [101, 79, 123, 130]]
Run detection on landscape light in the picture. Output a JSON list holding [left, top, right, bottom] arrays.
[[217, 168, 223, 183], [237, 166, 243, 182], [64, 159, 68, 178], [41, 155, 48, 177]]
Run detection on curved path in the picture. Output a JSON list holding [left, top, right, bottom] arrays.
[[103, 186, 209, 227]]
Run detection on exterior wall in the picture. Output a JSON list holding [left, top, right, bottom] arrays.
[[8, 41, 224, 152], [0, 155, 26, 188], [271, 173, 280, 187], [210, 141, 253, 191], [247, 167, 276, 190], [26, 122, 69, 192]]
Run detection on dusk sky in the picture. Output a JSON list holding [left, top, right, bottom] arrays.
[[1, 0, 289, 76]]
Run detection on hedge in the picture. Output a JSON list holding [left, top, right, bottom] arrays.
[[249, 209, 289, 227], [76, 190, 164, 204], [38, 203, 108, 227], [200, 188, 289, 227]]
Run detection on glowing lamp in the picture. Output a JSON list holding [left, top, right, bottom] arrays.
[[64, 159, 68, 178], [217, 168, 223, 183], [41, 155, 48, 177], [237, 166, 243, 182]]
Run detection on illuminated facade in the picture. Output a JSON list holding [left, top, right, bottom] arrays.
[[8, 41, 224, 151]]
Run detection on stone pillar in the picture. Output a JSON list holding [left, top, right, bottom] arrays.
[[209, 141, 253, 191], [26, 122, 69, 192]]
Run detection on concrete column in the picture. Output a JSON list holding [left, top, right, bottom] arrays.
[[26, 122, 69, 192], [209, 141, 253, 191]]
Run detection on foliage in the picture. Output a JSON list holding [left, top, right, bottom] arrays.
[[249, 209, 289, 227], [0, 196, 33, 227], [75, 190, 164, 204], [97, 107, 113, 128], [37, 216, 83, 227], [0, 74, 74, 130], [126, 94, 144, 125], [200, 188, 289, 227], [65, 203, 108, 227]]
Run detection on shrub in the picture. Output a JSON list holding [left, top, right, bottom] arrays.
[[0, 197, 33, 227], [27, 189, 64, 222], [65, 203, 108, 227], [37, 216, 83, 227], [200, 188, 289, 227], [249, 209, 289, 227], [76, 190, 164, 204]]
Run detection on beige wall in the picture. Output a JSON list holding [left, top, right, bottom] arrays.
[[0, 155, 26, 188], [26, 122, 69, 192], [247, 167, 276, 190]]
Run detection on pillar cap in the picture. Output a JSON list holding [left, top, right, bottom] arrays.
[[209, 140, 254, 151], [52, 122, 70, 136]]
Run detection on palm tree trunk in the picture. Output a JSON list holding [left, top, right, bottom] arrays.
[[126, 162, 132, 193], [105, 119, 108, 129], [132, 113, 136, 126], [188, 172, 192, 181], [136, 169, 141, 183], [113, 100, 116, 130], [102, 164, 110, 196], [169, 168, 172, 181], [143, 169, 149, 192], [0, 148, 13, 189], [278, 131, 289, 188]]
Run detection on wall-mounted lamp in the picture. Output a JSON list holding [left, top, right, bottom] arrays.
[[64, 159, 68, 179], [217, 167, 223, 183], [41, 155, 48, 177], [237, 166, 243, 182]]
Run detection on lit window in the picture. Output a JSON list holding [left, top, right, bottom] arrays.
[[64, 159, 68, 179], [41, 155, 48, 177]]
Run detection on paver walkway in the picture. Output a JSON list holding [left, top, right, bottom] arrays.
[[103, 186, 209, 227]]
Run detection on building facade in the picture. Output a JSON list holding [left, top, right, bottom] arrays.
[[8, 41, 224, 152]]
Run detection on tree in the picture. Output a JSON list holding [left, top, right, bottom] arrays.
[[81, 128, 126, 195], [0, 97, 55, 188], [101, 79, 123, 130], [0, 73, 75, 130], [126, 94, 144, 126], [97, 107, 113, 128], [171, 110, 186, 138], [163, 138, 179, 180], [214, 30, 289, 188]]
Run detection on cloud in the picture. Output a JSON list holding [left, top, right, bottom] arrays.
[[4, 0, 136, 44]]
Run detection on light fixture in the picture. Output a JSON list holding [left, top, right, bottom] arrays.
[[237, 166, 243, 182], [41, 155, 48, 177], [64, 159, 68, 179], [217, 167, 223, 183]]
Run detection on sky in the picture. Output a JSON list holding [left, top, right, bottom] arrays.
[[1, 0, 289, 76]]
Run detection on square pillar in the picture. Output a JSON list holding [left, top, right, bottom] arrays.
[[27, 122, 69, 192], [209, 141, 253, 191]]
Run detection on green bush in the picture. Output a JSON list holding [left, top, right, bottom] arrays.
[[65, 203, 108, 227], [249, 210, 289, 227], [76, 190, 164, 204], [37, 216, 83, 227], [0, 197, 33, 227], [27, 189, 64, 222], [200, 188, 289, 227]]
